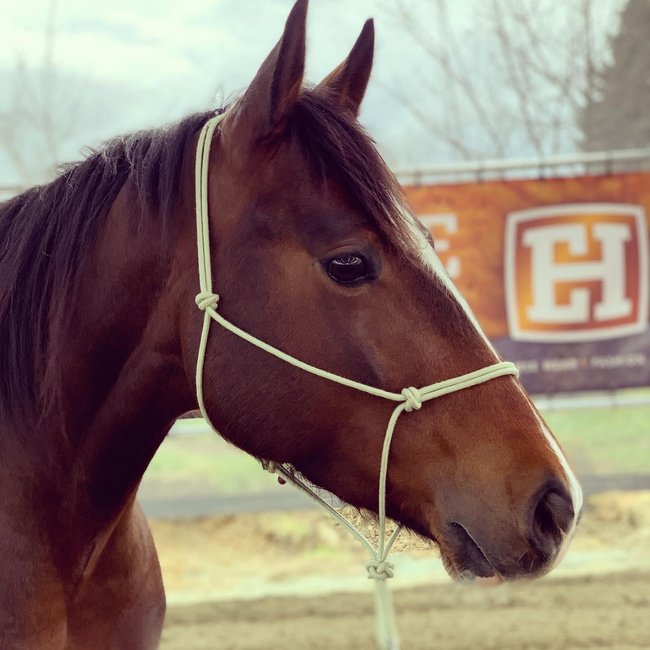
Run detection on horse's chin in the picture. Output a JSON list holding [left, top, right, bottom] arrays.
[[438, 523, 504, 585]]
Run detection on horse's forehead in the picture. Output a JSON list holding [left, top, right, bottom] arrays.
[[225, 132, 424, 259]]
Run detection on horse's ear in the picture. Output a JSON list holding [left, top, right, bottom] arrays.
[[231, 0, 307, 140], [316, 19, 374, 116]]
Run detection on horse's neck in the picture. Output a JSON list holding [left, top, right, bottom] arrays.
[[37, 186, 195, 554]]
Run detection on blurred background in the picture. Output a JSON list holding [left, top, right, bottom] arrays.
[[2, 1, 649, 649], [2, 0, 644, 189]]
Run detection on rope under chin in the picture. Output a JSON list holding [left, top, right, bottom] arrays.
[[193, 113, 519, 650]]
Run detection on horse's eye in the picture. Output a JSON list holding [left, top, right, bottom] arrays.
[[327, 253, 372, 285]]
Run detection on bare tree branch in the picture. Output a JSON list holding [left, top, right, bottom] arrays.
[[377, 79, 476, 160], [381, 0, 610, 160]]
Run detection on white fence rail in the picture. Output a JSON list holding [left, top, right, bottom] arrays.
[[395, 147, 650, 185]]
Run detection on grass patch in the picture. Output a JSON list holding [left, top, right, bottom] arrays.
[[543, 405, 650, 475], [146, 434, 271, 493]]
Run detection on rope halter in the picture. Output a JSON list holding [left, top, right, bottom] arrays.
[[193, 113, 519, 650]]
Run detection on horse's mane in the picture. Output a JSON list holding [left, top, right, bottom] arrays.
[[0, 92, 408, 424], [0, 110, 215, 422]]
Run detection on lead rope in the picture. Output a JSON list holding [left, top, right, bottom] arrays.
[[193, 113, 519, 650]]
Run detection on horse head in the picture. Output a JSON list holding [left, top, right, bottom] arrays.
[[175, 0, 582, 583]]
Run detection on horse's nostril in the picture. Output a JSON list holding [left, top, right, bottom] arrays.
[[529, 481, 574, 560]]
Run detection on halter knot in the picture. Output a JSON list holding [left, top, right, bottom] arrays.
[[365, 559, 395, 581], [401, 386, 422, 412], [195, 291, 220, 312]]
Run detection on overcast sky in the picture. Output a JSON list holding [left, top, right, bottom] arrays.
[[1, 0, 436, 184], [0, 0, 624, 187]]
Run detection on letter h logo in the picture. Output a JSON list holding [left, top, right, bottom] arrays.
[[505, 204, 649, 342]]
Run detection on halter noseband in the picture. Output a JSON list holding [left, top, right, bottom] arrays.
[[193, 113, 518, 650]]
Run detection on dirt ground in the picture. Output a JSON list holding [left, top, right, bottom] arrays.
[[153, 492, 650, 649]]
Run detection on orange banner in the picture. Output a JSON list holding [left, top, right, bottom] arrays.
[[405, 172, 650, 392]]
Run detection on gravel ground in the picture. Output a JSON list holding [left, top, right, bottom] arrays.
[[152, 491, 650, 649]]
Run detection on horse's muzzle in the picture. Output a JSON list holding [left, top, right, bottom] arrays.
[[442, 479, 576, 582]]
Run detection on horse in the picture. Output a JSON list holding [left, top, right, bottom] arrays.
[[0, 1, 582, 647]]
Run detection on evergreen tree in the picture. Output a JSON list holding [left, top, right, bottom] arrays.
[[579, 0, 650, 151]]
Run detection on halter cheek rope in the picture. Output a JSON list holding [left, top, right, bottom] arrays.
[[194, 113, 519, 650]]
